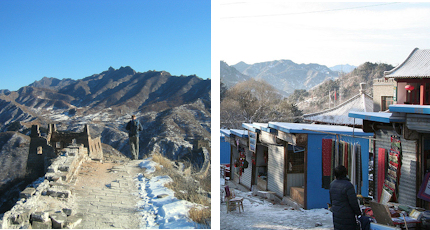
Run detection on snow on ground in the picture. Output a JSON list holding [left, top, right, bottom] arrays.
[[135, 159, 204, 229], [221, 179, 334, 230], [138, 158, 159, 174]]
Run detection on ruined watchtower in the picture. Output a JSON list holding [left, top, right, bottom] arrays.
[[27, 124, 103, 181]]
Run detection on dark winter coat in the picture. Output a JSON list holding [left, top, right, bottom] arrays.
[[126, 120, 143, 137], [329, 177, 361, 230]]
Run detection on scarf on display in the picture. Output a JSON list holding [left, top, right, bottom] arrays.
[[322, 139, 362, 192], [322, 139, 332, 189]]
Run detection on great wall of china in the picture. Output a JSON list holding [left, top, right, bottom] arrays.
[[0, 124, 211, 229], [0, 124, 104, 229]]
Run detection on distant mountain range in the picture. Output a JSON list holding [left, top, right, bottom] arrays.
[[221, 60, 343, 96], [0, 66, 211, 163], [220, 61, 250, 88], [329, 64, 357, 73]]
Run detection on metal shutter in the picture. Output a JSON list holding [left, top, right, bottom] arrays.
[[240, 150, 253, 190], [374, 129, 417, 207], [268, 145, 285, 197]]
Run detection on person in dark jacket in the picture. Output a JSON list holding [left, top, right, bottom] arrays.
[[329, 165, 361, 230], [125, 115, 143, 160]]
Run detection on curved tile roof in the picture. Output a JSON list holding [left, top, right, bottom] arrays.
[[385, 48, 430, 78]]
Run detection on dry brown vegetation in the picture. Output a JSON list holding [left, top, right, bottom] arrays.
[[148, 152, 211, 227]]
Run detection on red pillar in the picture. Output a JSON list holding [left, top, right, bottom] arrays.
[[421, 83, 425, 105]]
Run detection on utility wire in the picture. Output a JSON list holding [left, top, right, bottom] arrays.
[[221, 2, 400, 19]]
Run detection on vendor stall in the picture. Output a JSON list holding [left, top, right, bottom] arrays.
[[241, 122, 373, 209], [220, 129, 252, 189]]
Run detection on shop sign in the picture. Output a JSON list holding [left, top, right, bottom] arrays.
[[249, 131, 257, 152]]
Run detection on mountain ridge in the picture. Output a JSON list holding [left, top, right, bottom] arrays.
[[221, 59, 339, 96], [0, 66, 211, 161]]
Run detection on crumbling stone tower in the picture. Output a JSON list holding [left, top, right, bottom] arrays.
[[27, 124, 103, 181]]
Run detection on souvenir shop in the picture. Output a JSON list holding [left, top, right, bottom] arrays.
[[242, 122, 372, 210], [349, 105, 430, 229], [220, 129, 253, 190]]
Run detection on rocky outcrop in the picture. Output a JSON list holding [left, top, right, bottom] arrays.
[[0, 132, 30, 195]]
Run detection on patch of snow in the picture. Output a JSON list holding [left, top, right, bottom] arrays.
[[135, 172, 203, 229], [221, 183, 334, 229], [138, 158, 158, 174]]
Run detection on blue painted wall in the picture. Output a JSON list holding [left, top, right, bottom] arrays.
[[220, 136, 231, 164], [306, 134, 369, 209]]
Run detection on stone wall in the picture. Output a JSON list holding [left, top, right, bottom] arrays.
[[26, 124, 103, 183], [1, 144, 90, 229]]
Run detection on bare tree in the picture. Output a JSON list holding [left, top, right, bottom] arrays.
[[221, 79, 302, 129]]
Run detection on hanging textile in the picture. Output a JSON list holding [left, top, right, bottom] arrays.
[[331, 139, 336, 182], [356, 144, 362, 195], [351, 145, 356, 188], [377, 148, 387, 202], [344, 142, 349, 172], [322, 139, 332, 189], [383, 136, 402, 202]]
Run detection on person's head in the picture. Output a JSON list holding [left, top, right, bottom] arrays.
[[131, 115, 136, 120], [334, 165, 347, 179]]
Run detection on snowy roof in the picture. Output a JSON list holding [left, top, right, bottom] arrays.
[[242, 123, 259, 133], [252, 123, 277, 133], [268, 122, 373, 136], [389, 104, 430, 114], [220, 129, 231, 136], [242, 122, 277, 134], [385, 48, 430, 78], [220, 129, 248, 138], [303, 93, 373, 126], [348, 111, 405, 123]]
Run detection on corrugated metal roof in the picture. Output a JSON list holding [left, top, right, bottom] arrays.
[[385, 48, 430, 78], [348, 111, 405, 123], [230, 129, 248, 138], [220, 128, 248, 138], [268, 122, 372, 136], [220, 129, 231, 136], [303, 93, 373, 125], [389, 104, 430, 114]]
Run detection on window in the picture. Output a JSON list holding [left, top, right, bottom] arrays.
[[381, 96, 394, 111], [287, 146, 305, 173]]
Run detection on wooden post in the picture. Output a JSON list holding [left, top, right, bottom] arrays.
[[421, 83, 425, 105]]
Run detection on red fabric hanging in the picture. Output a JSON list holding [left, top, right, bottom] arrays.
[[377, 148, 387, 202], [322, 139, 332, 176], [344, 142, 349, 171]]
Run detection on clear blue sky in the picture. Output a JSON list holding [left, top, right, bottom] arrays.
[[0, 0, 211, 91]]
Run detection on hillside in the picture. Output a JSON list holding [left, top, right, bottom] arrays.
[[0, 132, 30, 191], [220, 61, 251, 88], [0, 66, 211, 161], [290, 62, 394, 114]]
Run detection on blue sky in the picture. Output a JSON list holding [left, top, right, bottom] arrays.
[[219, 2, 430, 68], [0, 0, 211, 91]]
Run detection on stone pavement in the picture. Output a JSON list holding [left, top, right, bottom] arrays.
[[70, 160, 143, 229]]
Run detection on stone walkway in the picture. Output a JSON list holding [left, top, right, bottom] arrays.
[[70, 160, 143, 229]]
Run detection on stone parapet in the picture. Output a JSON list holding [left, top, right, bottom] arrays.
[[0, 144, 90, 229]]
